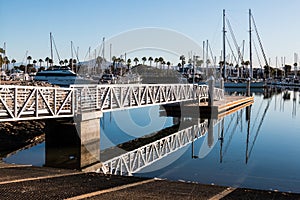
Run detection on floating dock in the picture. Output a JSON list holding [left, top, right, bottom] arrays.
[[162, 95, 254, 119]]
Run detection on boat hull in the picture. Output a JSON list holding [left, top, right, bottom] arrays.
[[224, 81, 265, 88]]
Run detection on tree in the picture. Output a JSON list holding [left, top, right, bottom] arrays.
[[11, 59, 16, 68], [38, 59, 43, 68], [177, 63, 182, 70], [196, 59, 204, 67], [64, 59, 68, 66], [72, 59, 77, 72], [283, 64, 291, 78], [161, 60, 166, 69], [158, 57, 164, 69], [111, 56, 117, 73], [148, 57, 153, 67], [59, 60, 64, 66], [154, 58, 159, 68], [180, 55, 185, 71], [27, 56, 32, 65], [48, 59, 53, 67], [133, 57, 139, 66], [33, 60, 37, 67], [3, 56, 10, 71], [142, 57, 147, 65], [294, 62, 298, 76], [127, 58, 131, 70], [166, 61, 171, 70], [45, 57, 49, 68]]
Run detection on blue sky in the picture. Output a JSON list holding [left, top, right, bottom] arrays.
[[1, 0, 300, 67]]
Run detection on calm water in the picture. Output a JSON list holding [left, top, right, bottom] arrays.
[[3, 87, 300, 193]]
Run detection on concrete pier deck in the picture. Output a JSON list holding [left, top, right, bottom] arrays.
[[0, 162, 299, 200]]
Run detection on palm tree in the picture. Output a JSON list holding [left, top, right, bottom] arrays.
[[148, 57, 153, 67], [180, 55, 185, 71], [127, 58, 131, 70], [133, 57, 139, 66], [69, 59, 77, 72], [119, 58, 125, 75], [64, 59, 68, 66], [45, 57, 49, 68], [59, 60, 64, 67], [196, 59, 204, 67], [27, 56, 32, 65], [49, 59, 53, 67], [111, 56, 117, 73], [38, 59, 43, 68], [72, 59, 77, 72], [294, 62, 298, 76], [166, 61, 171, 70], [154, 58, 159, 68], [158, 57, 164, 69], [3, 56, 10, 71], [11, 59, 16, 68], [161, 60, 166, 69], [177, 63, 182, 70], [33, 60, 37, 67], [142, 57, 147, 65]]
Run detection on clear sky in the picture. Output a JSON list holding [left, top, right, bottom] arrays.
[[1, 0, 300, 67]]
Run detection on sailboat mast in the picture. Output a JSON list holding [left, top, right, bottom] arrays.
[[71, 41, 73, 71], [222, 9, 226, 79], [249, 9, 253, 79], [50, 32, 53, 62], [102, 37, 105, 61]]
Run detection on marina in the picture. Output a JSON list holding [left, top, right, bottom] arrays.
[[1, 1, 300, 198], [1, 86, 300, 194]]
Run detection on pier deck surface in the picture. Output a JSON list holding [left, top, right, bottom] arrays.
[[163, 95, 254, 119], [199, 95, 254, 118], [0, 162, 299, 200]]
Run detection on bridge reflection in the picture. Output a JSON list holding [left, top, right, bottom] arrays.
[[99, 101, 253, 176]]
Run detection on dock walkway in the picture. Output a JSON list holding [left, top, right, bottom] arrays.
[[163, 95, 254, 119], [199, 95, 254, 118], [0, 162, 299, 200]]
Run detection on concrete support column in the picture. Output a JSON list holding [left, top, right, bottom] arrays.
[[45, 111, 102, 170], [74, 111, 102, 169], [208, 76, 215, 106]]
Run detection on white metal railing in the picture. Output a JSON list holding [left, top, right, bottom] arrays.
[[71, 84, 210, 113], [214, 87, 225, 101], [100, 120, 209, 176], [0, 84, 224, 121], [0, 85, 74, 121]]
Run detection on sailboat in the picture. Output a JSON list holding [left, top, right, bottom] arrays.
[[223, 9, 266, 89]]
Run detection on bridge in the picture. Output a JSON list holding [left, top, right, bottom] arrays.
[[0, 83, 224, 169], [0, 83, 224, 122]]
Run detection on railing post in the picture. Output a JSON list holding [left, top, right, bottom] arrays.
[[208, 76, 215, 106], [246, 78, 251, 97]]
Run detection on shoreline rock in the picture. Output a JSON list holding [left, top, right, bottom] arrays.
[[0, 120, 45, 158], [0, 81, 52, 158]]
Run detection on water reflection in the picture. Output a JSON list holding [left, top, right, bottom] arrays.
[[100, 99, 253, 176], [3, 86, 300, 193], [136, 87, 300, 193]]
